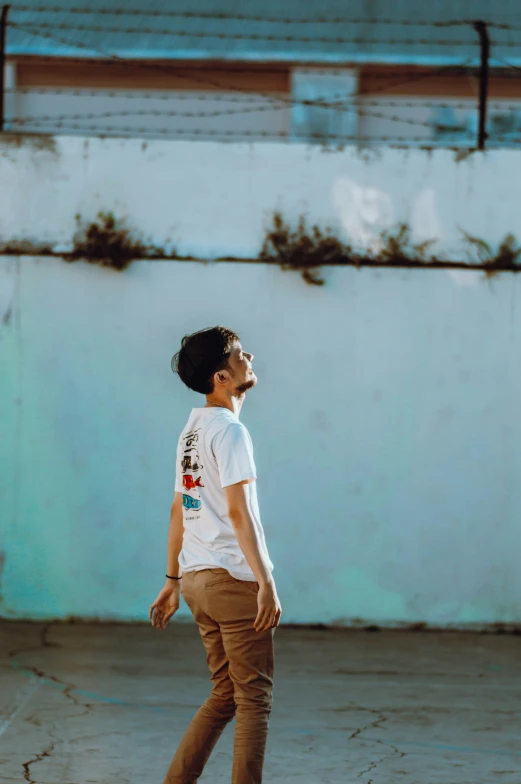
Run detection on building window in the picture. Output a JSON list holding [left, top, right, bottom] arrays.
[[290, 68, 359, 144], [430, 103, 521, 146]]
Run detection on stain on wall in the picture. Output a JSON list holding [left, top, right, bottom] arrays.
[[2, 136, 521, 262]]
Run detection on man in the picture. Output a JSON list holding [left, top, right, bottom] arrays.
[[149, 326, 281, 784]]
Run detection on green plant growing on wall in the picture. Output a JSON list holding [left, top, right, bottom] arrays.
[[461, 231, 521, 277], [68, 212, 167, 270]]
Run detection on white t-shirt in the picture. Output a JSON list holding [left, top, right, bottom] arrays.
[[175, 407, 274, 581]]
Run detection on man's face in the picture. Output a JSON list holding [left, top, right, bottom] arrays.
[[227, 342, 257, 394]]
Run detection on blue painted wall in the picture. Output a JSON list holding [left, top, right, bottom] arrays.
[[1, 256, 520, 625]]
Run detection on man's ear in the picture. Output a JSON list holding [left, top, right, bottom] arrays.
[[214, 370, 228, 387]]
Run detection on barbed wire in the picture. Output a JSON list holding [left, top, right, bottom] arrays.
[[5, 61, 485, 78], [1, 122, 472, 144], [8, 21, 496, 46], [5, 87, 280, 102], [11, 87, 520, 112], [8, 81, 520, 142], [8, 119, 521, 146], [12, 86, 519, 130], [4, 63, 482, 112], [8, 23, 478, 112], [5, 103, 456, 130], [8, 65, 496, 107], [8, 19, 519, 143], [7, 82, 493, 131], [7, 22, 296, 107], [9, 106, 288, 123], [9, 7, 521, 32], [487, 23, 521, 32], [4, 16, 521, 149], [491, 56, 521, 75]]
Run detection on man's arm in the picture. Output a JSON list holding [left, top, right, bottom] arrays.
[[166, 492, 184, 578], [149, 492, 184, 630], [224, 480, 282, 632]]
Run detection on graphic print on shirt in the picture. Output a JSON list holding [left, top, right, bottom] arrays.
[[181, 428, 204, 517], [182, 475, 203, 491]]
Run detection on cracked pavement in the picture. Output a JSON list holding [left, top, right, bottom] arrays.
[[1, 622, 521, 783]]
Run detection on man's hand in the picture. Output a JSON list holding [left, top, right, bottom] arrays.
[[149, 582, 181, 630], [254, 581, 282, 633]]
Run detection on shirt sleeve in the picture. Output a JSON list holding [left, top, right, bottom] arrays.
[[212, 422, 257, 488], [174, 439, 183, 493]]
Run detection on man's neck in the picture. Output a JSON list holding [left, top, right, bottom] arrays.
[[205, 394, 245, 417]]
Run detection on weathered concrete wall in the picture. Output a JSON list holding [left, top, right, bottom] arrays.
[[1, 255, 520, 625], [1, 135, 521, 260]]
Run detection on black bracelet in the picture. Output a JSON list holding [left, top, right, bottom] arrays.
[[166, 574, 182, 580]]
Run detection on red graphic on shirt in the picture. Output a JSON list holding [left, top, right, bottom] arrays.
[[183, 475, 204, 490]]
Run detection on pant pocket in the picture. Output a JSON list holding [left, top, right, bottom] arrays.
[[245, 581, 259, 594]]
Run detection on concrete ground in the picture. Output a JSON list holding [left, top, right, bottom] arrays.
[[1, 622, 520, 784]]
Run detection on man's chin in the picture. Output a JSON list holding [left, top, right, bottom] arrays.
[[235, 376, 257, 394]]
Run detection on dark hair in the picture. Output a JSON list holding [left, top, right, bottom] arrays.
[[171, 326, 239, 394]]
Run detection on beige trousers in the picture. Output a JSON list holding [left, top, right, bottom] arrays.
[[163, 568, 275, 784]]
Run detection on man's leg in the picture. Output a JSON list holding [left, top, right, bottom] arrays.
[[203, 572, 275, 784], [163, 572, 236, 784]]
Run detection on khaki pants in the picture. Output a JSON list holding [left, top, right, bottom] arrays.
[[163, 568, 275, 784]]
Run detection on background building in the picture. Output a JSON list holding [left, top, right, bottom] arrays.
[[5, 0, 521, 147]]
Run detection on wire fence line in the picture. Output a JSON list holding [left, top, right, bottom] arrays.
[[6, 60, 493, 78], [9, 91, 499, 132], [8, 22, 506, 47], [11, 88, 521, 113], [3, 55, 486, 131], [8, 7, 521, 32], [8, 55, 483, 97], [7, 22, 482, 110], [2, 12, 521, 148], [5, 121, 520, 147], [0, 124, 470, 143], [5, 107, 439, 129]]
